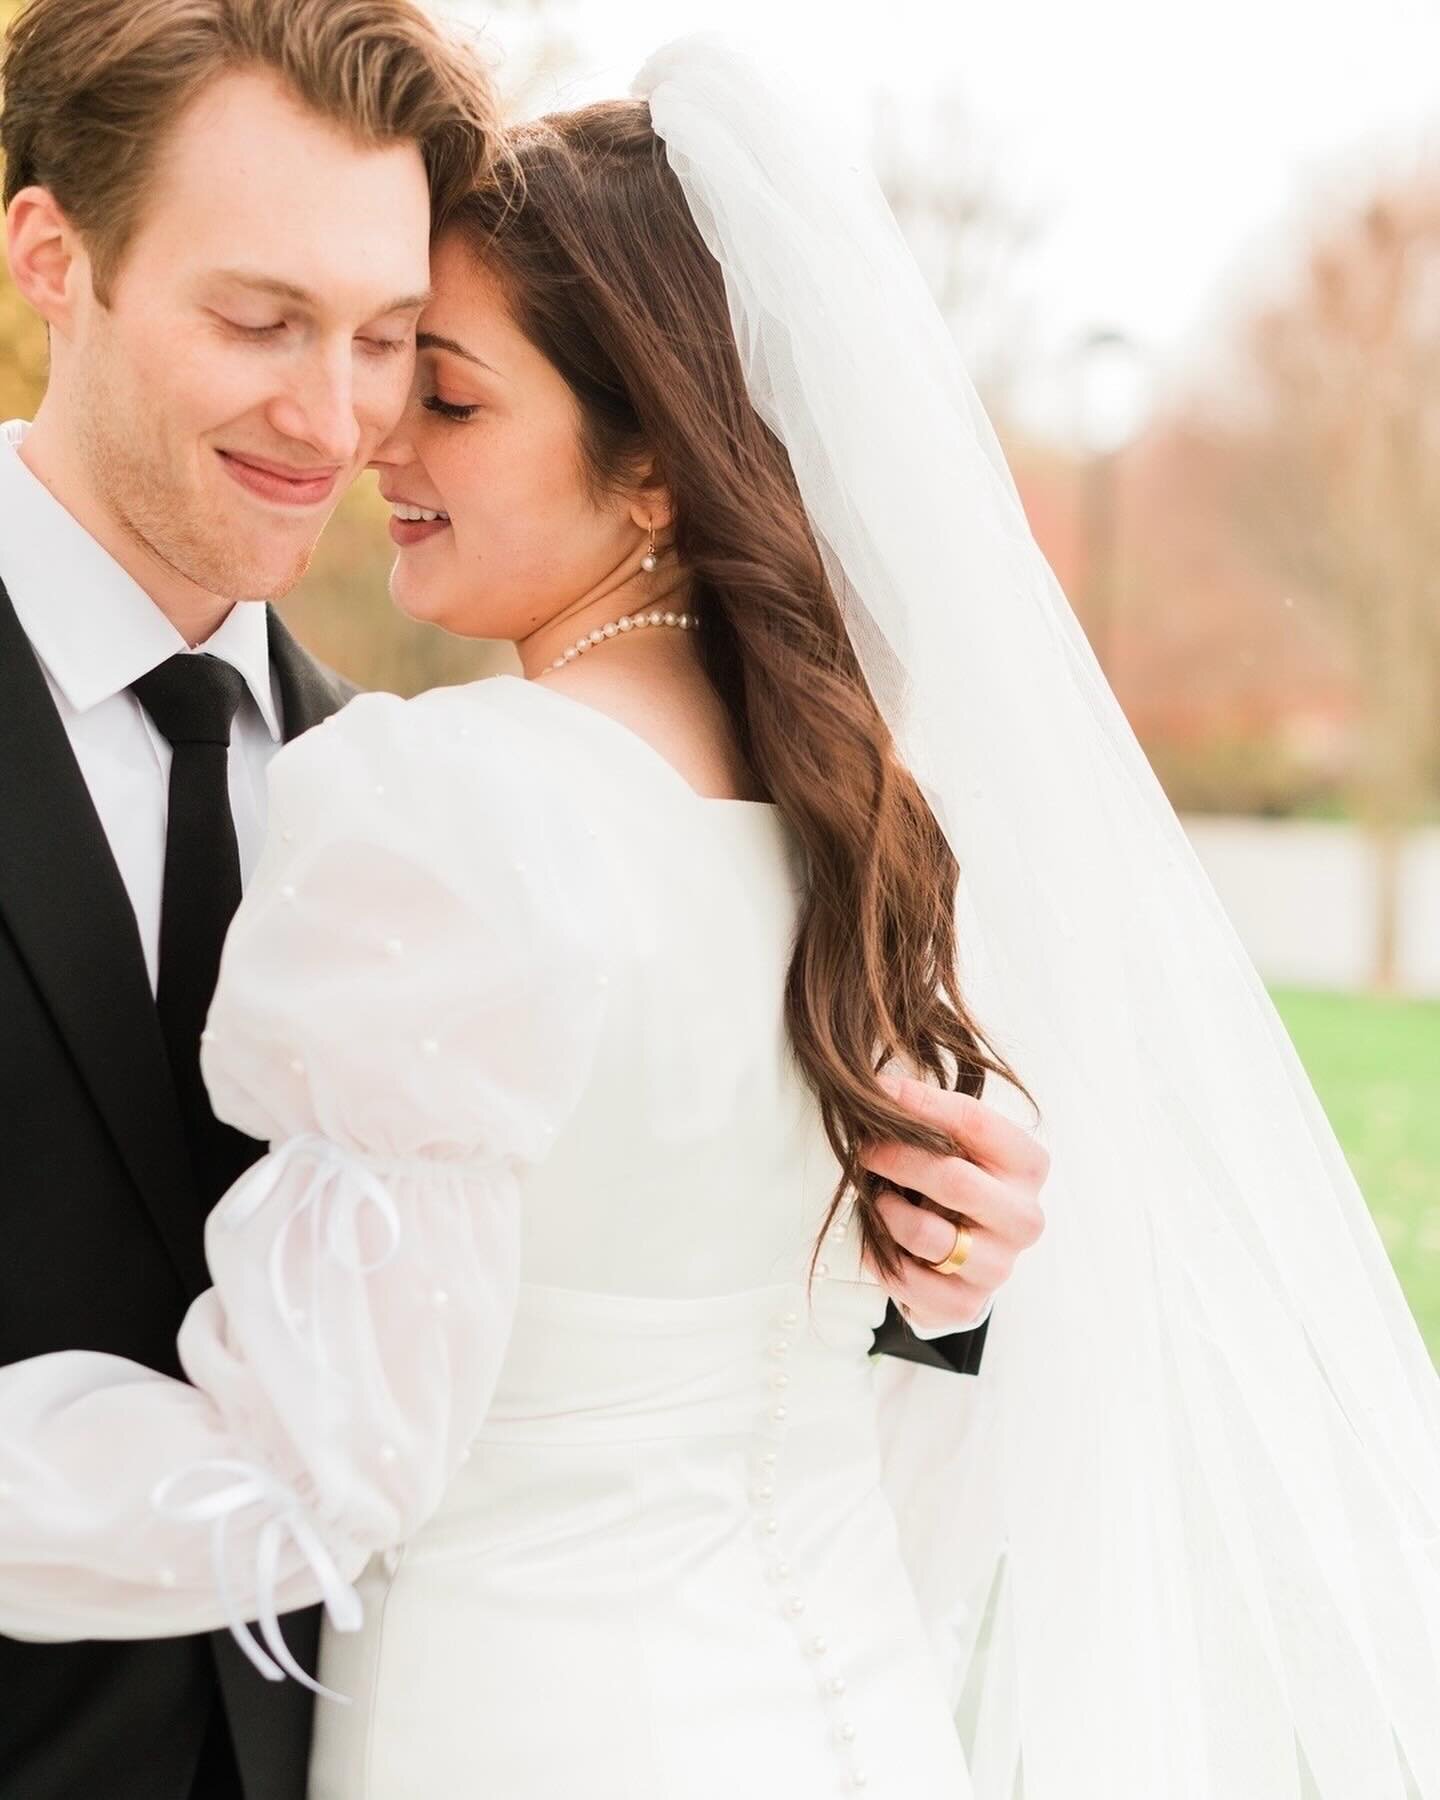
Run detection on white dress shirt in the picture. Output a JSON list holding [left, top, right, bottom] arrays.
[[0, 419, 283, 993]]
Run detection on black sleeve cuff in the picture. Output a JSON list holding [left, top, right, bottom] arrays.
[[869, 1298, 990, 1377]]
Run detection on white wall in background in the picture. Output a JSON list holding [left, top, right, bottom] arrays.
[[1183, 818, 1440, 998]]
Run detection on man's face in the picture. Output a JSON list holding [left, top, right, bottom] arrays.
[[67, 69, 432, 603]]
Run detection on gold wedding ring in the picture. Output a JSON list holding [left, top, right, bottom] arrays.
[[929, 1219, 973, 1276]]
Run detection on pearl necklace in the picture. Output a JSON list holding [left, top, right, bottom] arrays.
[[548, 608, 698, 672]]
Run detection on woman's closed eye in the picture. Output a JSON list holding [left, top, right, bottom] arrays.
[[422, 395, 481, 422]]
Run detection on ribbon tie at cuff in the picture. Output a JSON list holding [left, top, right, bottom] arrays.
[[219, 1134, 408, 1363], [152, 1456, 363, 1698]]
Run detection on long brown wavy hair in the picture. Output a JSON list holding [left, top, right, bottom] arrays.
[[455, 102, 1027, 1281]]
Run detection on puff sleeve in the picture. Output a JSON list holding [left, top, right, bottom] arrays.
[[0, 686, 612, 1688]]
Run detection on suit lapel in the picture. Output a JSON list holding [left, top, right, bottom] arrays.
[[266, 607, 353, 742], [0, 589, 351, 1294], [0, 578, 207, 1293]]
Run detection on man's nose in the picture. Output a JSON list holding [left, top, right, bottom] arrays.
[[267, 344, 362, 468], [368, 389, 425, 473]]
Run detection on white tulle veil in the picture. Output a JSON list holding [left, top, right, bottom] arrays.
[[635, 36, 1440, 1800]]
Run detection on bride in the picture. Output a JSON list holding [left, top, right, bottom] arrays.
[[2, 37, 1437, 1800]]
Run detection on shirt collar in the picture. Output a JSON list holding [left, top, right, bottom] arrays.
[[0, 419, 281, 740]]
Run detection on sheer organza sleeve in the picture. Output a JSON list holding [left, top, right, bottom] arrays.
[[0, 687, 611, 1689]]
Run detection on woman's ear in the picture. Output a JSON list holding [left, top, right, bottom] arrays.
[[625, 461, 674, 536]]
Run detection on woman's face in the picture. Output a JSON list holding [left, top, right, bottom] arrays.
[[370, 231, 644, 639]]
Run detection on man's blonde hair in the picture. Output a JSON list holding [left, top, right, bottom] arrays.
[[1, 0, 499, 301]]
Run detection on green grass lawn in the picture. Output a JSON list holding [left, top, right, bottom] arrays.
[[1270, 987, 1440, 1361]]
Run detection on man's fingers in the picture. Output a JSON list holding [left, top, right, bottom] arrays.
[[867, 1249, 992, 1330], [877, 1073, 1050, 1182], [860, 1077, 1049, 1327], [873, 1188, 1013, 1290]]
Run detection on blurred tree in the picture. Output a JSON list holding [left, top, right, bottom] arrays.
[[0, 261, 46, 417], [1216, 174, 1440, 986], [871, 89, 1039, 415], [1010, 420, 1354, 818], [0, 0, 50, 417], [451, 0, 584, 120]]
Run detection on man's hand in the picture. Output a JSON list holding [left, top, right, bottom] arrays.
[[860, 1072, 1049, 1332]]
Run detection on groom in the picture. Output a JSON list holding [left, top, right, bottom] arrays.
[[0, 1, 1045, 1797]]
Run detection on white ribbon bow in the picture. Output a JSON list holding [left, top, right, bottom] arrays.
[[220, 1133, 405, 1363], [151, 1134, 412, 1693], [152, 1457, 363, 1698]]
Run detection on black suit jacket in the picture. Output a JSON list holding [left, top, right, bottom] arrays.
[[0, 577, 984, 1798], [0, 583, 348, 1800]]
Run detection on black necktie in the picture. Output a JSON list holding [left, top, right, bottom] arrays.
[[131, 653, 260, 1205]]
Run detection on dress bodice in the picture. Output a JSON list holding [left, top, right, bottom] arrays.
[[490, 676, 871, 1305]]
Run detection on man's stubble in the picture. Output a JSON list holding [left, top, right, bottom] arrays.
[[72, 338, 320, 610]]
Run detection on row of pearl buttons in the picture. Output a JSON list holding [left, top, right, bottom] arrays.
[[751, 1224, 869, 1792]]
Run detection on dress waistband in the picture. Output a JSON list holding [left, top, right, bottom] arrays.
[[476, 1278, 888, 1446]]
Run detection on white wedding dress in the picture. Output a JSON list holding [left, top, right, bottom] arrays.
[[0, 673, 972, 1800], [307, 677, 972, 1799]]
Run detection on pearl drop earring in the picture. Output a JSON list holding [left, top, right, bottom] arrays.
[[640, 520, 658, 573]]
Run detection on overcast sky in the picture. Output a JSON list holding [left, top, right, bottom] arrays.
[[448, 0, 1440, 437]]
